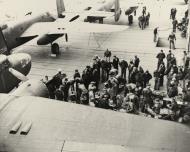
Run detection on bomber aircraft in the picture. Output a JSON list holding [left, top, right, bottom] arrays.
[[0, 0, 131, 55]]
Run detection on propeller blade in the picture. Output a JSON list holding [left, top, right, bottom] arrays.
[[9, 68, 28, 82], [65, 33, 68, 42]]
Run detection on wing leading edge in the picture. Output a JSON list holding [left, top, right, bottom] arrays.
[[20, 21, 128, 39]]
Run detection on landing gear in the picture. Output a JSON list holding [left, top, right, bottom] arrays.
[[51, 43, 60, 55], [99, 18, 103, 24]]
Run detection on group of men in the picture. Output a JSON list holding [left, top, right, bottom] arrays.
[[138, 6, 150, 30], [42, 48, 190, 123]]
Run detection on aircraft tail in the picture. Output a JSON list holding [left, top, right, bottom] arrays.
[[0, 27, 9, 55], [56, 0, 65, 18], [114, 0, 121, 22]]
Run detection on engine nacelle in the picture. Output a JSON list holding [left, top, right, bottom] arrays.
[[37, 34, 63, 45], [12, 79, 49, 98]]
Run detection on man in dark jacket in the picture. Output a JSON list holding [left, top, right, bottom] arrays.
[[62, 78, 70, 101], [119, 59, 128, 79], [134, 55, 140, 67], [112, 55, 120, 70], [156, 50, 165, 69], [158, 62, 166, 87], [168, 81, 178, 97], [166, 50, 173, 69], [54, 86, 64, 101], [143, 70, 152, 88], [92, 68, 99, 90], [73, 69, 81, 80], [168, 32, 176, 49]]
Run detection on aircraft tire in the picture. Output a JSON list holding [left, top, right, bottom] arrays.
[[51, 43, 60, 55]]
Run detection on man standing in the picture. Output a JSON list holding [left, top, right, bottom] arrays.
[[156, 50, 165, 69], [119, 59, 128, 79], [153, 27, 158, 42], [166, 50, 173, 69], [134, 55, 140, 68], [172, 19, 178, 32], [112, 55, 120, 70], [143, 70, 152, 88], [158, 62, 166, 87], [168, 32, 176, 49], [104, 49, 112, 62]]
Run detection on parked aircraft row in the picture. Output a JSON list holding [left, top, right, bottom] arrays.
[[0, 0, 138, 55]]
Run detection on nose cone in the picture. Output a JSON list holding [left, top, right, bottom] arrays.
[[0, 53, 32, 93], [7, 53, 32, 76]]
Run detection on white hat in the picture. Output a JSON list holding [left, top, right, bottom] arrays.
[[57, 68, 62, 72]]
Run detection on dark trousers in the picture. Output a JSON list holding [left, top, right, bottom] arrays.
[[121, 68, 127, 79], [169, 40, 175, 49], [154, 77, 160, 90]]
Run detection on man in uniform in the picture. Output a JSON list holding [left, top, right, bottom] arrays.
[[112, 55, 120, 70], [153, 27, 159, 42], [104, 49, 112, 62], [143, 70, 152, 88], [172, 18, 178, 32], [166, 50, 173, 69], [156, 50, 165, 69], [62, 78, 70, 101], [134, 55, 140, 68], [52, 68, 66, 88], [168, 32, 176, 49], [119, 59, 128, 79]]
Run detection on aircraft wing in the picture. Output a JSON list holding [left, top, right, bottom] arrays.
[[0, 94, 190, 152], [82, 10, 114, 18], [21, 21, 128, 38], [125, 6, 138, 15]]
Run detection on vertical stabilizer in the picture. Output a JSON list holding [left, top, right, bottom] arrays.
[[0, 27, 9, 55], [114, 0, 121, 22], [56, 0, 65, 18]]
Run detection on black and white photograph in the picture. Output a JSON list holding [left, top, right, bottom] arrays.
[[0, 0, 190, 151]]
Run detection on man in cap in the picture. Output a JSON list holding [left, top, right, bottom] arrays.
[[156, 50, 165, 69], [52, 68, 66, 88], [168, 32, 176, 49]]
